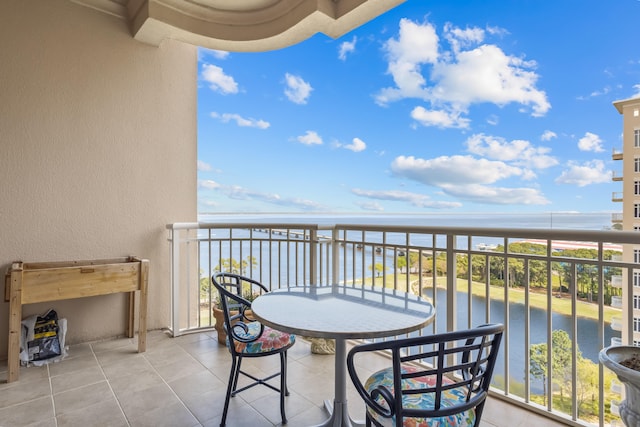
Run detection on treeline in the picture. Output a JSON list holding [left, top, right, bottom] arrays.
[[399, 242, 622, 305]]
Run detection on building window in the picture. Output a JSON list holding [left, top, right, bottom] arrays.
[[636, 225, 640, 232], [634, 318, 640, 333], [636, 129, 640, 148], [636, 157, 640, 172], [634, 271, 640, 287], [636, 180, 640, 195], [635, 250, 640, 263], [636, 204, 640, 218], [635, 295, 640, 310], [635, 109, 640, 117]]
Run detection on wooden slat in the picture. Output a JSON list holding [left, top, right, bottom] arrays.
[[7, 262, 23, 383], [20, 263, 140, 304]]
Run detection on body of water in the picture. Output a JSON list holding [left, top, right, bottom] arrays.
[[199, 212, 613, 231]]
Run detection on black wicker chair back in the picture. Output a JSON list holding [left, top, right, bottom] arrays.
[[347, 323, 504, 427]]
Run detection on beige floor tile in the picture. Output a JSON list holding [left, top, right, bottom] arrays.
[[128, 401, 199, 427], [53, 381, 113, 416], [0, 395, 53, 426], [117, 382, 182, 421], [50, 365, 106, 394], [56, 399, 128, 427], [0, 376, 52, 409], [109, 367, 166, 396]]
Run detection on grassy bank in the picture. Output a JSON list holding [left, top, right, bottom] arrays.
[[367, 274, 619, 324]]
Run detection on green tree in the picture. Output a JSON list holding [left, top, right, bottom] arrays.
[[529, 330, 579, 406], [214, 256, 257, 275], [370, 262, 385, 277]]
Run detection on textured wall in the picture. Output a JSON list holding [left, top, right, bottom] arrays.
[[0, 0, 197, 356]]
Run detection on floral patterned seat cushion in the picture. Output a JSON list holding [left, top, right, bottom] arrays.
[[364, 364, 476, 427], [229, 321, 295, 354]]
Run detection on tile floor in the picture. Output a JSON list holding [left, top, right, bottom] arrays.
[[0, 330, 568, 427]]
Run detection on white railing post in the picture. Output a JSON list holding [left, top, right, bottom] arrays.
[[170, 226, 181, 337], [310, 228, 318, 286], [331, 226, 340, 286], [446, 233, 456, 333]]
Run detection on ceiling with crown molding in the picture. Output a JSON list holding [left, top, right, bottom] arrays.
[[72, 0, 405, 51]]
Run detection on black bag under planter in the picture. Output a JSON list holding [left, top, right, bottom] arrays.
[[20, 309, 67, 366]]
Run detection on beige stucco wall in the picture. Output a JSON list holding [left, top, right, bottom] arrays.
[[0, 0, 197, 358]]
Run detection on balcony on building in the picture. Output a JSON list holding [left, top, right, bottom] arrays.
[[611, 275, 623, 288], [612, 191, 623, 202], [611, 295, 623, 308], [612, 148, 623, 160], [612, 170, 623, 182], [610, 316, 623, 331], [611, 213, 623, 224]]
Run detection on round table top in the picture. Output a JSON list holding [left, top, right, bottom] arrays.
[[250, 285, 435, 339]]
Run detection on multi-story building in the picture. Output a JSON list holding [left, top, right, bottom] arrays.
[[613, 96, 640, 346]]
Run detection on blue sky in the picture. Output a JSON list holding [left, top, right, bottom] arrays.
[[197, 0, 640, 215]]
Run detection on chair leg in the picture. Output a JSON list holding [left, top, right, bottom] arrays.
[[221, 356, 239, 427], [231, 356, 243, 394], [279, 351, 288, 424], [284, 350, 290, 396]]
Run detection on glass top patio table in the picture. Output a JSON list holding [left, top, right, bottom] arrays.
[[251, 285, 435, 427]]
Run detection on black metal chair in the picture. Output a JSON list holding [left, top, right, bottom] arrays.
[[211, 272, 296, 426], [347, 323, 504, 427]]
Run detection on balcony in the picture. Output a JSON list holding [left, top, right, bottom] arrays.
[[611, 171, 623, 182], [612, 148, 623, 161], [611, 213, 623, 224], [167, 221, 639, 427], [0, 330, 564, 426], [612, 192, 623, 202]]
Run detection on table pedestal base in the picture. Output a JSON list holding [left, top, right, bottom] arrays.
[[311, 338, 364, 427], [311, 399, 363, 427]]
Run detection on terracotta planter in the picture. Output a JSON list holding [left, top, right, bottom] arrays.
[[212, 306, 253, 345], [213, 306, 227, 344], [599, 346, 640, 426]]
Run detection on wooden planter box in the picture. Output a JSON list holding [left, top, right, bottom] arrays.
[[4, 256, 149, 382]]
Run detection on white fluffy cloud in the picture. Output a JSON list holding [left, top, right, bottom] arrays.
[[356, 201, 385, 211], [343, 137, 367, 152], [391, 155, 526, 186], [201, 64, 238, 94], [390, 155, 549, 205], [197, 160, 212, 172], [411, 106, 470, 129], [210, 112, 270, 129], [555, 160, 610, 186], [376, 19, 550, 128], [465, 134, 557, 169], [441, 184, 549, 205], [339, 36, 357, 61], [577, 132, 604, 152], [198, 179, 221, 190], [296, 131, 323, 146], [352, 188, 462, 209], [201, 181, 327, 210], [541, 130, 557, 141], [284, 73, 313, 104]]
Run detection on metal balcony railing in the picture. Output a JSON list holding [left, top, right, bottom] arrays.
[[168, 221, 640, 427]]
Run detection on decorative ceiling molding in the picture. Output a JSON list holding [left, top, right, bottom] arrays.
[[72, 0, 405, 51], [71, 0, 128, 19]]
